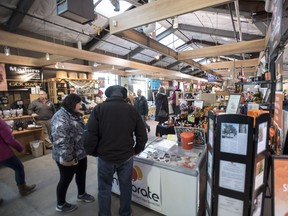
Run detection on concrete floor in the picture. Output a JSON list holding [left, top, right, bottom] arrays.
[[0, 119, 162, 216], [0, 119, 273, 216]]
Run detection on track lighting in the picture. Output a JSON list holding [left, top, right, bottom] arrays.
[[4, 46, 10, 56], [46, 53, 50, 61], [173, 16, 178, 29]]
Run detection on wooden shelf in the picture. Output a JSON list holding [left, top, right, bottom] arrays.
[[12, 128, 43, 135], [3, 115, 34, 121]]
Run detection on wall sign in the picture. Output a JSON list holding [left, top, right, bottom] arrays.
[[0, 64, 8, 91], [5, 64, 43, 90]]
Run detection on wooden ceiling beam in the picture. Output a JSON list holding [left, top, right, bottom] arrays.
[[109, 0, 233, 34], [0, 53, 37, 66], [34, 55, 74, 67], [0, 30, 206, 81], [45, 63, 93, 72], [202, 58, 259, 69], [178, 39, 266, 60]]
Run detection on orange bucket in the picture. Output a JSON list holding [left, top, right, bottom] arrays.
[[180, 132, 194, 150]]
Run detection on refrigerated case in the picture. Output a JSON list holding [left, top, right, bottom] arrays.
[[112, 137, 206, 216]]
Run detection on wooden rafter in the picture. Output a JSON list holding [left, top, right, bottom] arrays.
[[109, 0, 233, 33], [178, 39, 266, 60]]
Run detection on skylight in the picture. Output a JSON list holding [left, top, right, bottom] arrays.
[[94, 0, 132, 18], [159, 34, 185, 50]]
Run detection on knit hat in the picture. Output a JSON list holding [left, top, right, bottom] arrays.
[[105, 85, 127, 98]]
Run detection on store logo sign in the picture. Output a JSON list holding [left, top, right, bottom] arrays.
[[132, 165, 142, 182]]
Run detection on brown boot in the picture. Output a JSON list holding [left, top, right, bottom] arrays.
[[18, 184, 36, 196]]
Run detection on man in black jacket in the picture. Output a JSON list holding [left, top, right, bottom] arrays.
[[84, 85, 147, 216]]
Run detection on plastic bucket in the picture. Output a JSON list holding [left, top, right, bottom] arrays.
[[180, 132, 194, 150]]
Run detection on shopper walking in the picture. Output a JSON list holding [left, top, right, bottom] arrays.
[[84, 85, 148, 216], [27, 90, 55, 149], [155, 86, 169, 124], [0, 119, 36, 198], [134, 89, 151, 132], [50, 94, 95, 213]]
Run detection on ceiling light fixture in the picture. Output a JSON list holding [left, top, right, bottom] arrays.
[[173, 16, 178, 29], [4, 46, 10, 56], [46, 53, 50, 61], [155, 55, 160, 60], [93, 62, 100, 67], [55, 62, 59, 69]]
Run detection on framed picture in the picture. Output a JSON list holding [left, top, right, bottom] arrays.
[[226, 94, 241, 114], [194, 100, 204, 109]]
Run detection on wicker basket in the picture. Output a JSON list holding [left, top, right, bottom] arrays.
[[56, 71, 67, 78], [68, 72, 78, 79], [78, 73, 87, 79], [88, 73, 98, 80]]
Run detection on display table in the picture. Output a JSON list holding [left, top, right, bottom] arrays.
[[4, 115, 45, 156], [112, 137, 206, 216], [156, 124, 175, 137]]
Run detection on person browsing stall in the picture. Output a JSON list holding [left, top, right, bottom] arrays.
[[27, 90, 55, 148], [84, 85, 148, 216], [50, 94, 95, 213], [134, 89, 150, 132], [0, 119, 36, 200]]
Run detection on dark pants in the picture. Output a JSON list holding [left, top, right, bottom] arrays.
[[56, 157, 87, 206], [0, 155, 25, 185], [97, 156, 133, 216]]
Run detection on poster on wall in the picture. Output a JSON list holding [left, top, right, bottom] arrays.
[[257, 122, 268, 154], [0, 64, 8, 91], [269, 0, 282, 54], [252, 192, 263, 216], [218, 195, 243, 216], [219, 160, 246, 192], [226, 94, 241, 114], [254, 159, 265, 190], [209, 118, 214, 147], [272, 156, 288, 216], [207, 151, 213, 179], [112, 161, 162, 212], [5, 64, 43, 90], [274, 92, 283, 129], [220, 123, 248, 155], [206, 181, 212, 209]]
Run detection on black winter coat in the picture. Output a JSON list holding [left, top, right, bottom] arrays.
[[155, 93, 169, 123], [83, 96, 148, 163]]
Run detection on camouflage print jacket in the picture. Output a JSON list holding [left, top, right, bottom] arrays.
[[50, 107, 86, 163]]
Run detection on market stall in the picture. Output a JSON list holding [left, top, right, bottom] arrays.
[[112, 136, 206, 216]]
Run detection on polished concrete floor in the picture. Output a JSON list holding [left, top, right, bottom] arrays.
[[0, 119, 163, 216], [0, 119, 273, 216]]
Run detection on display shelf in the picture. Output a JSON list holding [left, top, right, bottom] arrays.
[[112, 137, 206, 216], [12, 128, 42, 135], [235, 80, 275, 85], [3, 115, 34, 121]]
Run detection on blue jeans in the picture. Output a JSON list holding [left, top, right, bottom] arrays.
[[0, 155, 25, 185], [97, 157, 133, 216]]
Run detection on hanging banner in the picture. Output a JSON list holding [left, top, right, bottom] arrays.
[[0, 64, 8, 91], [5, 64, 43, 90]]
